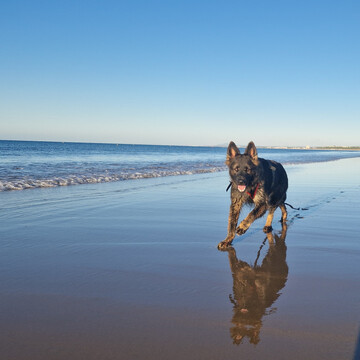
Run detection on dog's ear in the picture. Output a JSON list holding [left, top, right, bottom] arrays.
[[226, 141, 240, 166], [245, 141, 258, 163]]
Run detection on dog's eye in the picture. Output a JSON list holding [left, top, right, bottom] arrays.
[[244, 167, 251, 174], [234, 166, 240, 172]]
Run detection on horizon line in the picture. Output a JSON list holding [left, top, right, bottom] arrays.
[[0, 138, 359, 150]]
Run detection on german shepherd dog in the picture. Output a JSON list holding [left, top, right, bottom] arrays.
[[218, 141, 288, 250]]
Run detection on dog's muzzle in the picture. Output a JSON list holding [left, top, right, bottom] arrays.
[[234, 178, 247, 192]]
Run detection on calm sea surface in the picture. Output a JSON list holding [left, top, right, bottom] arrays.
[[1, 140, 359, 191]]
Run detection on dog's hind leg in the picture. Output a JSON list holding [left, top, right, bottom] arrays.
[[280, 203, 287, 223], [263, 207, 276, 233]]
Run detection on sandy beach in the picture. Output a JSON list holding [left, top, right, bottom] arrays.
[[1, 158, 360, 360]]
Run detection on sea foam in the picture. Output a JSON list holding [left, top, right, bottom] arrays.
[[0, 167, 226, 191]]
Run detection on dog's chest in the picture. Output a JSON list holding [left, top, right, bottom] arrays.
[[252, 187, 265, 205]]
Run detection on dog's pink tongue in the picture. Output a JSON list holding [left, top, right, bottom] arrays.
[[238, 185, 246, 192]]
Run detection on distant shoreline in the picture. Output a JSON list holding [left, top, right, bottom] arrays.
[[259, 146, 360, 151]]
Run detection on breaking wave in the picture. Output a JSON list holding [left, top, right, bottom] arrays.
[[0, 166, 227, 191]]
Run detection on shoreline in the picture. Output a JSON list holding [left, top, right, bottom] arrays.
[[1, 158, 360, 359], [2, 155, 360, 193]]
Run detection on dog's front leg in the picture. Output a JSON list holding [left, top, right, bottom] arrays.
[[236, 203, 267, 235], [218, 201, 242, 250]]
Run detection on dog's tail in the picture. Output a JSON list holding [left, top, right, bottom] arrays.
[[284, 202, 308, 211]]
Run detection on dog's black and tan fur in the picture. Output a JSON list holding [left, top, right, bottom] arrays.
[[218, 141, 288, 250]]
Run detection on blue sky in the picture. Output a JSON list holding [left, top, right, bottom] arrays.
[[1, 0, 359, 146]]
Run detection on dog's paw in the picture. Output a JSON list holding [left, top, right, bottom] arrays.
[[236, 226, 247, 236], [263, 226, 273, 233], [217, 240, 232, 250]]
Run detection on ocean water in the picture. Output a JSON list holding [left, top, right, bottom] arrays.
[[0, 140, 359, 191]]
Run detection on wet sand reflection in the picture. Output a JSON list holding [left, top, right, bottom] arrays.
[[226, 224, 288, 345]]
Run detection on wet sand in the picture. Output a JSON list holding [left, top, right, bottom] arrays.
[[1, 158, 360, 359]]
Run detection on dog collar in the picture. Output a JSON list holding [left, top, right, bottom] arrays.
[[246, 183, 260, 200]]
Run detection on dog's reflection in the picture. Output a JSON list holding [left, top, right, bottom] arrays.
[[227, 224, 288, 345]]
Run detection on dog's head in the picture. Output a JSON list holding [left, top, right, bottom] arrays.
[[226, 141, 260, 193]]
